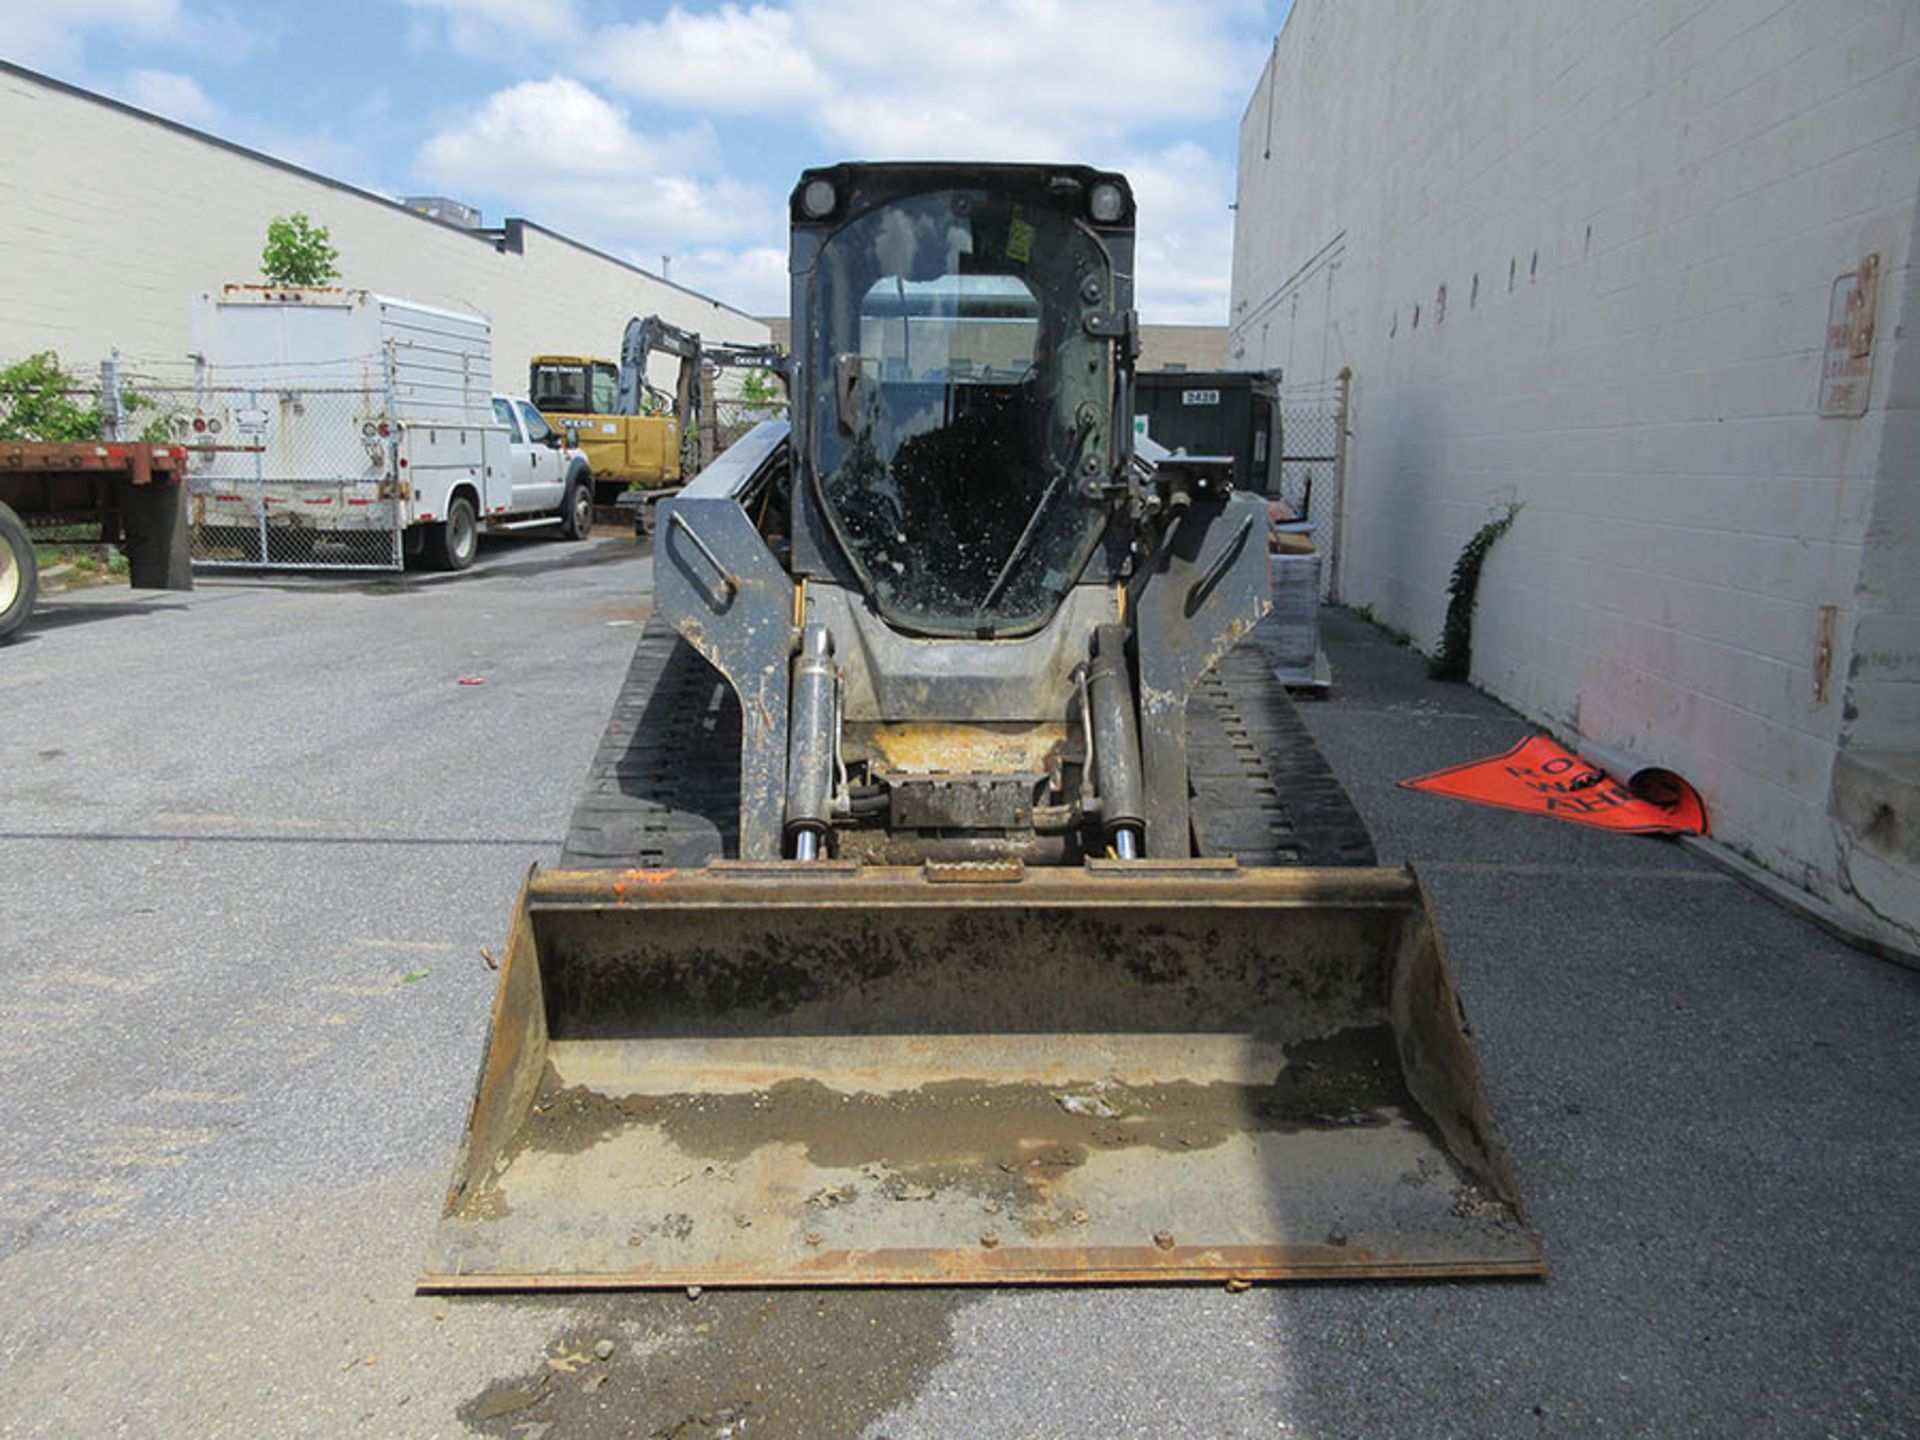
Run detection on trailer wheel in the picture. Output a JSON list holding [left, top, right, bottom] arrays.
[[0, 502, 38, 642], [560, 472, 593, 541], [425, 495, 478, 571]]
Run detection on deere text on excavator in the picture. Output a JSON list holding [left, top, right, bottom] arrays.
[[422, 162, 1542, 1289]]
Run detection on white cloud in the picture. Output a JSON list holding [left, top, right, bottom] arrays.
[[119, 67, 219, 127], [563, 0, 1271, 319], [416, 78, 773, 247], [0, 0, 179, 68], [401, 0, 584, 55], [1121, 142, 1238, 325], [421, 76, 681, 179], [419, 5, 1273, 321], [666, 245, 790, 316], [584, 0, 1269, 161], [582, 5, 829, 112]]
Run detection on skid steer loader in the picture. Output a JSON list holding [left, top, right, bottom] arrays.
[[421, 163, 1543, 1289]]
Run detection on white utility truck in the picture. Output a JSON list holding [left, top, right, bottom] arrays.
[[187, 286, 593, 570]]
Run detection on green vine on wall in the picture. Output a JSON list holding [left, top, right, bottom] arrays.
[[1429, 501, 1521, 682]]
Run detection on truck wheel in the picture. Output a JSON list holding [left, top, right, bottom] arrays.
[[560, 472, 593, 541], [0, 502, 38, 642], [425, 495, 478, 571]]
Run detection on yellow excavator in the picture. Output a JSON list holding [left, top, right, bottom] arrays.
[[525, 352, 679, 509], [529, 320, 786, 524], [422, 162, 1542, 1291]]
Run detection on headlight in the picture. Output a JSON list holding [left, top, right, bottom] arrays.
[[1089, 180, 1126, 224], [801, 178, 837, 219]]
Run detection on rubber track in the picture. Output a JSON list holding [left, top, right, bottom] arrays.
[[1185, 624, 1377, 868], [559, 618, 742, 869], [563, 617, 1375, 871]]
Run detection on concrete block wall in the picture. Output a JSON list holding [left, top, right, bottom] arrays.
[[1231, 0, 1919, 949], [0, 64, 767, 397]]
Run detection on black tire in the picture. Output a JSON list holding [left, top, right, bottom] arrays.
[[560, 470, 593, 541], [0, 502, 38, 642], [425, 494, 478, 571]]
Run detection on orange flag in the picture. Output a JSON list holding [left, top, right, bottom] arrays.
[[1399, 736, 1708, 836]]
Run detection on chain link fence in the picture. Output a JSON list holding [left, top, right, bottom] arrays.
[[1273, 375, 1349, 600], [1, 356, 189, 450], [161, 385, 404, 570], [708, 395, 789, 457], [2, 354, 407, 569], [0, 361, 168, 556]]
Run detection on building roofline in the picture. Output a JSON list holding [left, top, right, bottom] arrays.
[[482, 219, 761, 324], [1237, 36, 1276, 131], [0, 59, 763, 328], [1238, 0, 1314, 133]]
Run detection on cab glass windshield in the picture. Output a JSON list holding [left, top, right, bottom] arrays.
[[530, 363, 587, 413], [811, 189, 1112, 636]]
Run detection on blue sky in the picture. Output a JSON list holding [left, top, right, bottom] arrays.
[[2, 0, 1290, 321]]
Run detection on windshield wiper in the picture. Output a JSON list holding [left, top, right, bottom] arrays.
[[978, 414, 1095, 613]]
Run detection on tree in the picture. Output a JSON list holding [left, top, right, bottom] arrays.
[[0, 352, 102, 442], [737, 366, 788, 421], [260, 213, 341, 286], [738, 367, 784, 406]]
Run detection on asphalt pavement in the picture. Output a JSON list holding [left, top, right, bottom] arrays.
[[1, 541, 1914, 1438]]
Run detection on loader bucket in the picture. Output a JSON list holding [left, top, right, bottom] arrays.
[[421, 861, 1542, 1289]]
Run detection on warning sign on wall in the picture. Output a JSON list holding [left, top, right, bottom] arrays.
[[1399, 736, 1708, 836], [1818, 253, 1879, 418]]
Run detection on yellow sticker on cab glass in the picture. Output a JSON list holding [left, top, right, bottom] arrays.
[[1007, 207, 1033, 265]]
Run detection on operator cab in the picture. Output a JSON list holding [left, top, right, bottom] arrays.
[[791, 165, 1136, 638], [528, 357, 620, 418]]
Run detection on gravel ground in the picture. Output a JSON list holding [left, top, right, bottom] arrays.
[[1, 550, 1915, 1439]]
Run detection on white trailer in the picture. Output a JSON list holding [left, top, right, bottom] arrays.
[[187, 287, 593, 570]]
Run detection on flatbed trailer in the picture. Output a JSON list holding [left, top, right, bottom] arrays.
[[0, 440, 193, 641]]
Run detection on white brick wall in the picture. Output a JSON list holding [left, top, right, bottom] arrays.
[[0, 66, 768, 396], [1232, 0, 1919, 945]]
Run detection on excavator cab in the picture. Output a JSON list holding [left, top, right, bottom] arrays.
[[528, 356, 621, 417], [421, 164, 1543, 1290]]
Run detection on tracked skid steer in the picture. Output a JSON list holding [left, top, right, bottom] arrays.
[[422, 164, 1543, 1289]]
